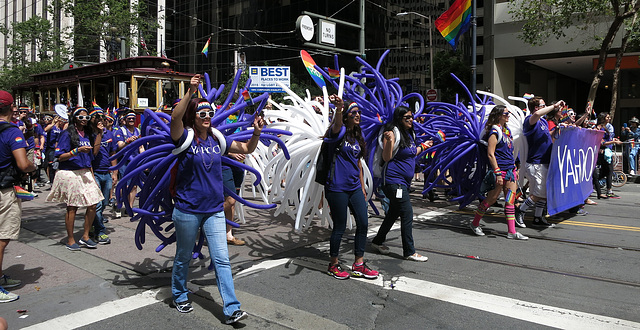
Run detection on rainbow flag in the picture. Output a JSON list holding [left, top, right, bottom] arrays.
[[436, 130, 446, 142], [523, 93, 535, 99], [435, 0, 472, 51], [327, 68, 340, 80], [242, 90, 253, 105], [201, 37, 210, 57], [14, 186, 34, 201], [300, 50, 326, 88]]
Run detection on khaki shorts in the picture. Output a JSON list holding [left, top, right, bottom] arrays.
[[0, 187, 21, 240], [524, 163, 548, 198]]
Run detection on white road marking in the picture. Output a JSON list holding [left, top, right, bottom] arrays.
[[22, 290, 160, 330]]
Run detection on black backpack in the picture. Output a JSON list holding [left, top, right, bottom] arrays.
[[0, 122, 23, 189], [314, 138, 342, 186]]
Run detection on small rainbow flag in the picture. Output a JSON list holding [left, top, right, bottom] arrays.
[[523, 93, 535, 100], [436, 130, 446, 142], [242, 90, 253, 105], [201, 37, 210, 58], [435, 0, 472, 51], [328, 68, 340, 80], [376, 113, 383, 123], [14, 186, 34, 201], [560, 107, 573, 123]]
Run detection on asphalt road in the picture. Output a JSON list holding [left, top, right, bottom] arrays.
[[1, 180, 639, 329]]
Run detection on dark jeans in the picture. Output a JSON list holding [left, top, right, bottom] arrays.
[[325, 188, 369, 258], [597, 153, 612, 191], [372, 183, 415, 257], [93, 172, 112, 236]]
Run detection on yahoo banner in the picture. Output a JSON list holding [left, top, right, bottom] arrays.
[[547, 127, 604, 215]]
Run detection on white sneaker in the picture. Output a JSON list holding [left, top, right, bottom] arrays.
[[630, 170, 636, 175], [406, 253, 428, 262], [115, 209, 122, 218], [371, 243, 390, 255], [506, 232, 529, 240], [469, 224, 485, 236]]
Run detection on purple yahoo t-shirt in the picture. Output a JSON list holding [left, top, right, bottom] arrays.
[[47, 125, 62, 149], [55, 130, 93, 170], [326, 135, 362, 192], [92, 130, 117, 172], [486, 127, 515, 170], [0, 123, 28, 171], [383, 133, 416, 187], [174, 129, 233, 214], [523, 115, 553, 165]]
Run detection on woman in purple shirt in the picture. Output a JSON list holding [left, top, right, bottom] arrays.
[[46, 107, 104, 251], [470, 105, 528, 240], [371, 106, 430, 262], [323, 98, 379, 280], [169, 75, 263, 324]]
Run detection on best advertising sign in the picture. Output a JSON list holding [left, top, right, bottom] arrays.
[[547, 126, 604, 215], [249, 66, 290, 93]]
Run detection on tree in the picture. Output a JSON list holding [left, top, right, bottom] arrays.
[[433, 50, 471, 103], [609, 12, 638, 119], [0, 16, 70, 91], [58, 0, 160, 60], [509, 0, 640, 114]]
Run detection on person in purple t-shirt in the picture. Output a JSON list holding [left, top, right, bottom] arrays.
[[516, 96, 564, 229], [0, 90, 36, 302], [596, 112, 622, 199], [470, 105, 528, 240], [371, 106, 431, 262], [323, 98, 379, 280], [44, 115, 68, 183], [46, 107, 104, 251], [169, 75, 263, 324]]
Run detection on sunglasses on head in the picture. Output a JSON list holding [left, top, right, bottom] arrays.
[[76, 115, 90, 120], [197, 110, 215, 119]]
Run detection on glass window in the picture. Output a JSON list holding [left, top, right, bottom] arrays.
[[136, 78, 158, 108]]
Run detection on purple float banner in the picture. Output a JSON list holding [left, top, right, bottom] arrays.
[[547, 126, 604, 215]]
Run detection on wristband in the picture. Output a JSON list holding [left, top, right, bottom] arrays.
[[494, 168, 501, 175], [419, 142, 429, 150], [70, 148, 78, 156]]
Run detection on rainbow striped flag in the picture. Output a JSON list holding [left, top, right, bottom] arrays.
[[523, 93, 535, 99], [242, 90, 253, 105], [327, 68, 340, 80], [435, 0, 472, 51], [300, 50, 326, 89], [14, 186, 34, 201], [201, 37, 210, 58], [436, 130, 446, 142]]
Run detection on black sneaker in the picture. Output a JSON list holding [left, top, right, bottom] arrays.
[[174, 300, 193, 313], [514, 208, 526, 228], [532, 217, 556, 228], [225, 310, 248, 324]]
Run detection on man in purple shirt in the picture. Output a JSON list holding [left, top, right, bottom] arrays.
[[517, 96, 565, 228]]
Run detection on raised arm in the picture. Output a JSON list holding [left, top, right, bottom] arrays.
[[171, 74, 200, 142]]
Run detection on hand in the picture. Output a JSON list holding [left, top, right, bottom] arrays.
[[424, 140, 433, 148], [111, 172, 118, 182], [97, 121, 104, 131], [384, 131, 394, 141], [252, 115, 265, 133], [234, 153, 246, 161], [78, 145, 92, 153], [329, 94, 344, 110], [496, 175, 503, 186], [190, 74, 201, 90]]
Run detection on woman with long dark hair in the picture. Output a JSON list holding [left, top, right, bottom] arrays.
[[169, 75, 263, 324], [371, 106, 431, 261], [470, 105, 528, 240], [323, 98, 379, 280], [47, 107, 104, 251], [596, 112, 621, 199]]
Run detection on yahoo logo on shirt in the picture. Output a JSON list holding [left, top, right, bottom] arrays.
[[343, 140, 361, 154], [190, 144, 221, 155], [79, 140, 91, 147]]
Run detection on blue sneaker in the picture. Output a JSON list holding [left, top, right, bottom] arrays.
[[66, 243, 81, 251], [78, 238, 98, 249]]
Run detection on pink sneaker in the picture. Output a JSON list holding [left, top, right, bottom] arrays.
[[327, 263, 350, 280], [351, 262, 379, 279]]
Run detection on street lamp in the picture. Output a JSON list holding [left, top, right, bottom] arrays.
[[396, 12, 434, 90]]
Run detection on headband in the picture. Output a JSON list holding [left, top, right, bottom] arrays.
[[346, 102, 359, 114], [105, 114, 114, 121], [89, 108, 104, 117], [73, 107, 87, 117], [197, 101, 213, 111], [125, 112, 136, 118]]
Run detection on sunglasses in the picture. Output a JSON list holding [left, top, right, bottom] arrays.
[[503, 112, 510, 116], [349, 110, 361, 116], [403, 115, 413, 119], [197, 110, 215, 119], [76, 115, 90, 120], [19, 111, 28, 114]]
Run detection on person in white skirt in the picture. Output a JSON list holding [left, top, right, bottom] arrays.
[[46, 107, 104, 251]]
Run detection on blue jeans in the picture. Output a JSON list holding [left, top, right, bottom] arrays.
[[171, 208, 240, 318], [324, 188, 369, 258], [93, 172, 112, 236], [372, 184, 415, 257], [630, 146, 639, 171]]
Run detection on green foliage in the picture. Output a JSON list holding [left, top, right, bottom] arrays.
[[59, 0, 160, 56], [433, 50, 471, 103], [0, 16, 70, 91], [508, 0, 612, 46]]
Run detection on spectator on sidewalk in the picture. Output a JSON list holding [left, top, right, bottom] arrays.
[[169, 74, 260, 324], [621, 117, 640, 175], [46, 107, 104, 251], [0, 90, 36, 302], [596, 112, 622, 199]]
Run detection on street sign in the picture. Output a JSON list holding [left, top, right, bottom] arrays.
[[426, 89, 438, 102], [319, 19, 336, 46], [249, 66, 291, 93]]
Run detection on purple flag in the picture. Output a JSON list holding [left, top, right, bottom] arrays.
[[547, 126, 604, 215]]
